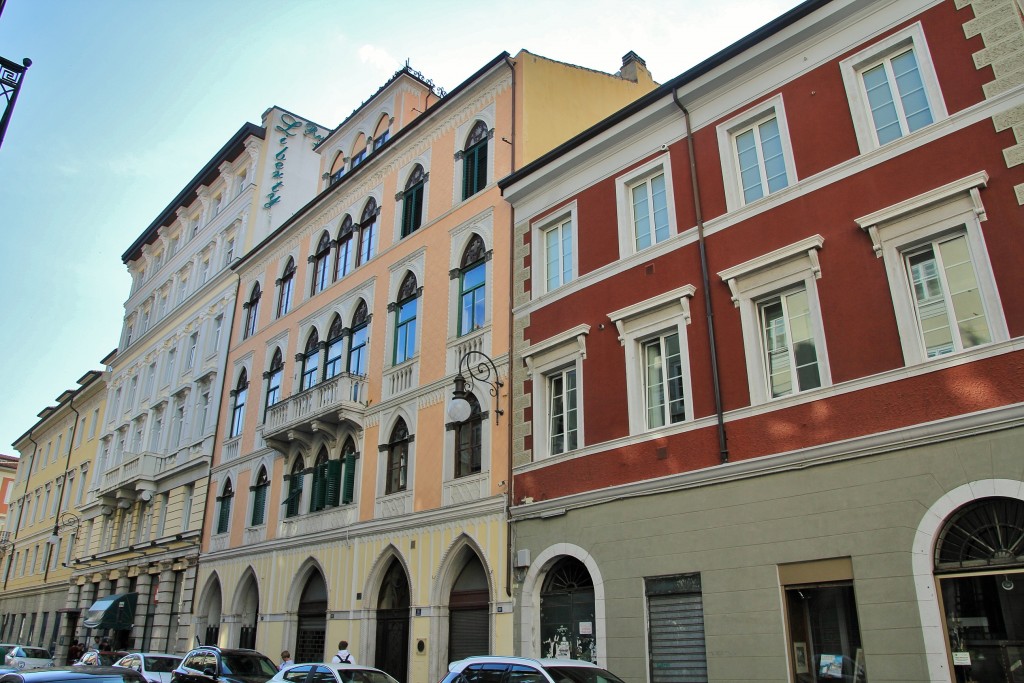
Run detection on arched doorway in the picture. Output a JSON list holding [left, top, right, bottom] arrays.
[[448, 553, 489, 662], [200, 577, 223, 646], [375, 559, 410, 683], [540, 557, 596, 662], [237, 573, 259, 649], [935, 496, 1024, 683], [295, 572, 327, 665]]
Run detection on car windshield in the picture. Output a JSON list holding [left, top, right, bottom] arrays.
[[338, 672, 396, 683], [143, 657, 179, 673], [221, 655, 277, 677], [18, 649, 50, 659], [541, 667, 625, 683]]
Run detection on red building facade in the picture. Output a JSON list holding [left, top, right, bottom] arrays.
[[502, 1, 1024, 681]]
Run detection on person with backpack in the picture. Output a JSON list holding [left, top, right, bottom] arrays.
[[330, 641, 354, 665]]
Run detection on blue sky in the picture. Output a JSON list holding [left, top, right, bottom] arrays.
[[0, 0, 802, 453]]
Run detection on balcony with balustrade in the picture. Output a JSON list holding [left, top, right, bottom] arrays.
[[263, 372, 368, 453], [96, 439, 213, 505]]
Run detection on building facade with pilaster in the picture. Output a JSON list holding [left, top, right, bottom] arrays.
[[194, 52, 656, 683], [0, 367, 107, 658], [502, 0, 1024, 681], [69, 108, 326, 656]]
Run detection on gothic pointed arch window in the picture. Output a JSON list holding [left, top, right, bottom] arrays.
[[311, 232, 332, 295], [401, 165, 425, 237], [358, 198, 379, 267], [324, 315, 345, 380], [341, 436, 358, 505], [373, 113, 391, 150], [243, 283, 261, 339], [459, 234, 487, 336], [385, 419, 410, 495], [277, 257, 295, 317], [216, 479, 233, 534], [454, 393, 482, 478], [329, 151, 345, 185], [462, 121, 489, 200], [393, 272, 419, 365], [301, 329, 320, 391], [348, 301, 369, 377], [310, 447, 331, 513], [230, 370, 248, 438], [350, 133, 368, 170], [250, 467, 269, 526], [284, 456, 304, 518], [335, 215, 356, 280], [264, 348, 284, 418]]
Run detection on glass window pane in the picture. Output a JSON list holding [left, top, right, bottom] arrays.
[[650, 173, 669, 243], [632, 182, 652, 250], [736, 128, 764, 202], [863, 63, 902, 144], [758, 117, 789, 194], [891, 49, 932, 132]]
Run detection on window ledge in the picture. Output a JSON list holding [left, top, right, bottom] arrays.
[[717, 235, 824, 306]]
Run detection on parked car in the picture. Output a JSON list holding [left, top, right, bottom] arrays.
[[0, 648, 14, 664], [171, 646, 277, 683], [3, 646, 54, 670], [271, 663, 399, 683], [441, 657, 627, 683], [76, 652, 129, 667], [0, 666, 146, 683], [113, 654, 181, 683]]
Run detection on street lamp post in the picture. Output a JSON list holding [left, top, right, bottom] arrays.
[[448, 350, 504, 424]]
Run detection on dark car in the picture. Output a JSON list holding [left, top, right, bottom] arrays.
[[0, 665, 147, 683], [171, 647, 277, 683]]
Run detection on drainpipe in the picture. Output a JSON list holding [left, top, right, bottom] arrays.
[[43, 397, 80, 584], [3, 432, 39, 591], [672, 89, 729, 463], [503, 55, 516, 599]]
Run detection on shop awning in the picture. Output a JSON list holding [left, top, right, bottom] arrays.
[[83, 593, 138, 629]]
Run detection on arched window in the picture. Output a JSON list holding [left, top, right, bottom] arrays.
[[393, 272, 419, 365], [348, 301, 369, 377], [230, 370, 248, 438], [541, 557, 596, 661], [264, 349, 283, 418], [373, 113, 391, 150], [284, 457, 304, 518], [277, 258, 295, 317], [462, 121, 488, 200], [324, 316, 345, 380], [341, 436, 358, 505], [385, 419, 409, 495], [455, 393, 482, 478], [350, 133, 368, 170], [243, 283, 261, 339], [250, 467, 269, 527], [335, 215, 356, 280], [459, 235, 487, 336], [216, 479, 233, 534], [311, 232, 332, 295], [301, 330, 320, 391], [401, 165, 425, 237], [329, 151, 345, 185], [357, 198, 379, 267]]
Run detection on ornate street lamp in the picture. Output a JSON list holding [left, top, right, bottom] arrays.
[[448, 350, 504, 424], [0, 56, 31, 150]]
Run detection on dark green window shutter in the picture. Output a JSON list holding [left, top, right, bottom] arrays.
[[285, 476, 302, 518], [311, 462, 328, 512], [342, 452, 357, 504], [326, 459, 342, 508], [217, 495, 231, 534], [251, 485, 266, 526], [473, 143, 487, 194]]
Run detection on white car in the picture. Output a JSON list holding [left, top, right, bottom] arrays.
[[442, 656, 626, 683], [3, 646, 54, 670], [114, 653, 182, 683], [270, 663, 399, 683]]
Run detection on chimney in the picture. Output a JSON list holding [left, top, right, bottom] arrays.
[[618, 51, 650, 84]]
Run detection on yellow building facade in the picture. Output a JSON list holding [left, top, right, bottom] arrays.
[[0, 366, 107, 657], [196, 51, 655, 683]]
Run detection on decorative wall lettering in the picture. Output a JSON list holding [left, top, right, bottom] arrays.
[[264, 113, 324, 210]]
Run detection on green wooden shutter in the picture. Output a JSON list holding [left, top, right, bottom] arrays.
[[217, 495, 231, 534], [462, 150, 474, 199], [326, 459, 342, 508], [251, 484, 266, 526], [473, 144, 487, 194], [401, 190, 415, 237], [311, 462, 328, 512], [342, 452, 357, 504], [286, 476, 302, 518]]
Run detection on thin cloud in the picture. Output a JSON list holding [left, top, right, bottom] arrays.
[[358, 44, 402, 72]]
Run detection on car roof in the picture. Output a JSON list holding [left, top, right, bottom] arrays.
[[1, 666, 145, 680], [448, 657, 603, 673]]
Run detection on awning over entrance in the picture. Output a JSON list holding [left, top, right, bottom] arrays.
[[83, 593, 137, 629]]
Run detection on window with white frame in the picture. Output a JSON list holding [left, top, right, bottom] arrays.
[[840, 22, 946, 153], [534, 207, 577, 295], [609, 286, 695, 433], [855, 172, 1006, 365], [615, 155, 677, 257], [717, 94, 797, 211], [523, 325, 589, 459], [718, 235, 830, 404]]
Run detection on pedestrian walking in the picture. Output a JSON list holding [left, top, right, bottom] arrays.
[[279, 651, 294, 670], [330, 642, 354, 665]]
